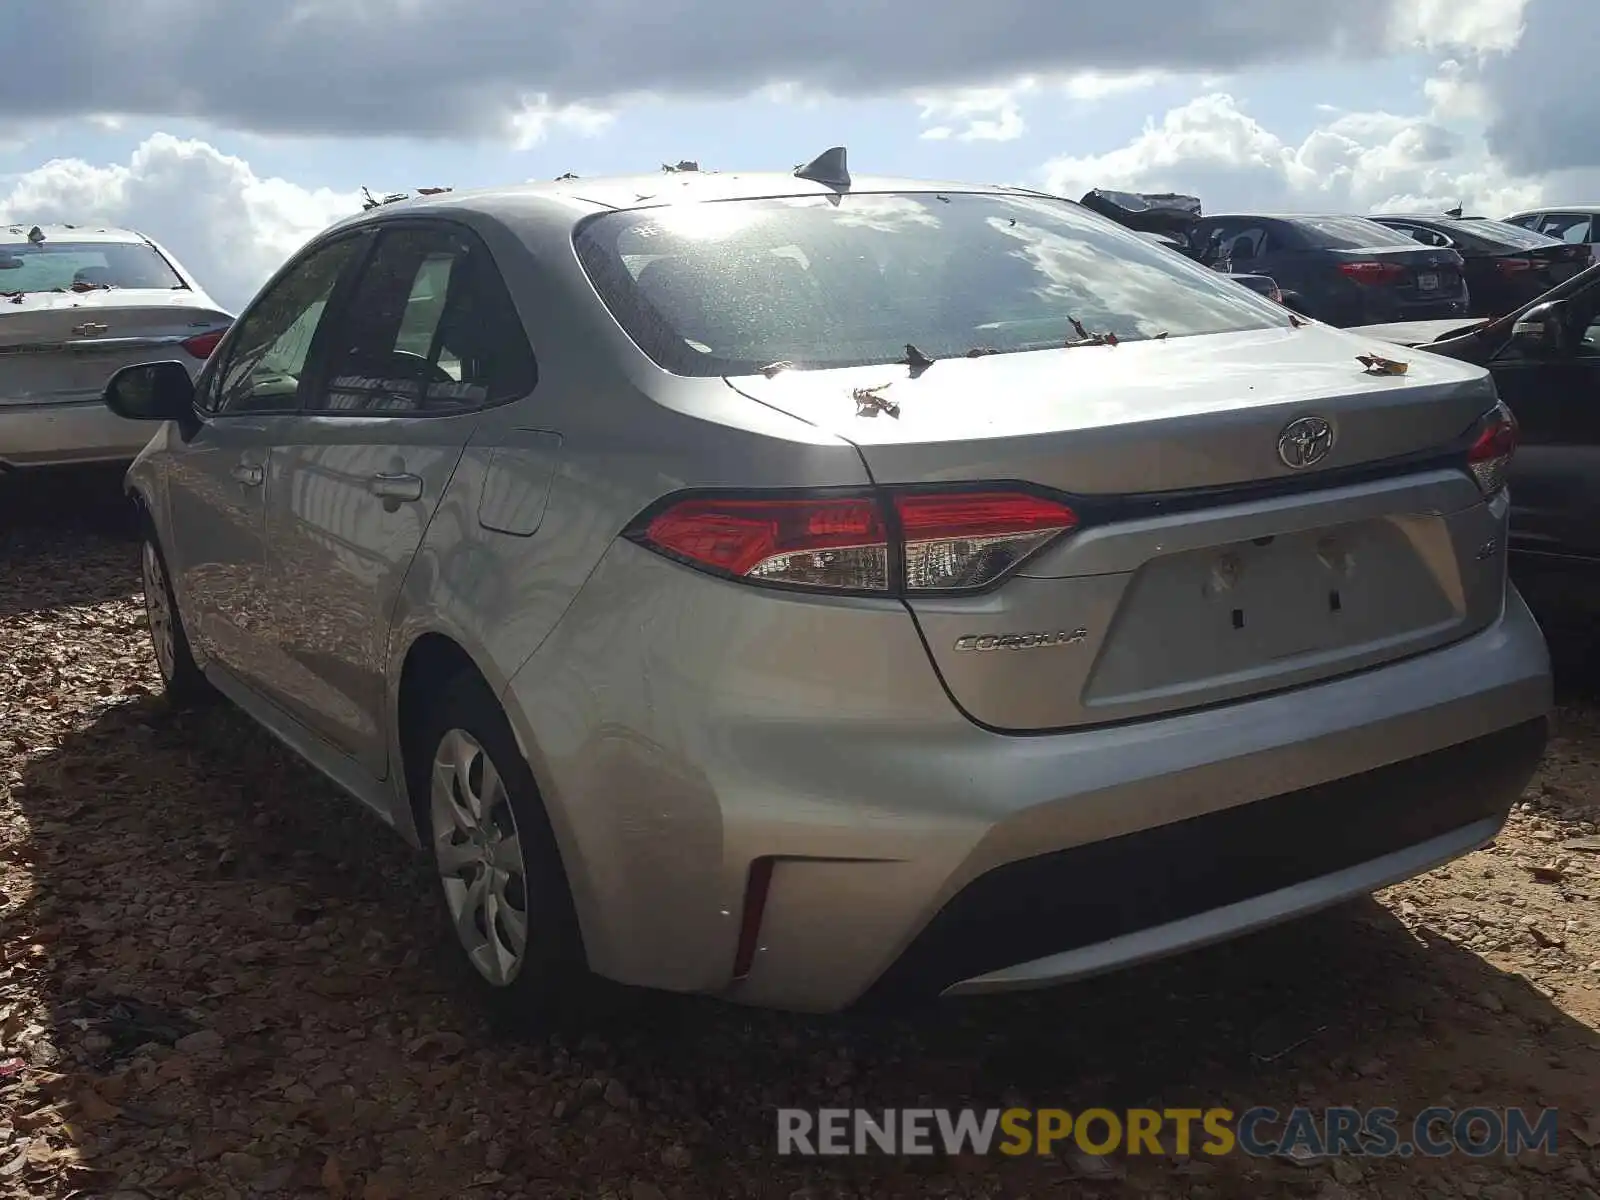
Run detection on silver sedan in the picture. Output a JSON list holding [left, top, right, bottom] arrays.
[[103, 154, 1552, 1018], [1, 224, 231, 471]]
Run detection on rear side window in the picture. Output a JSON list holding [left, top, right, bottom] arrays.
[[1443, 219, 1561, 251], [1538, 214, 1595, 244], [0, 240, 184, 293], [1292, 218, 1422, 250], [310, 225, 536, 414], [574, 192, 1289, 376]]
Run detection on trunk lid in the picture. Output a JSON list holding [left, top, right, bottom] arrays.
[[728, 323, 1506, 731], [1509, 241, 1591, 288], [0, 290, 231, 406], [1327, 244, 1465, 299]]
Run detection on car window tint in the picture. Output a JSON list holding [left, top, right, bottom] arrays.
[[1291, 217, 1421, 250], [574, 193, 1290, 376], [212, 237, 364, 415], [310, 225, 536, 414]]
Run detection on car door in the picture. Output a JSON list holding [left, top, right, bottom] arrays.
[[1485, 275, 1600, 562], [163, 234, 367, 689], [264, 220, 537, 776]]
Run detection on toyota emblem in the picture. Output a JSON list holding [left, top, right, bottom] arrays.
[[1277, 415, 1335, 470]]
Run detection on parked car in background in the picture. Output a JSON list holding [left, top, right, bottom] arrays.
[[1093, 191, 1310, 315], [0, 224, 231, 472], [1352, 262, 1600, 633], [102, 153, 1549, 1018], [1370, 213, 1590, 318], [1503, 207, 1600, 259], [1187, 214, 1470, 327]]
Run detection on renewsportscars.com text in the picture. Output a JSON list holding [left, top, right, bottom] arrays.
[[776, 1106, 1560, 1159]]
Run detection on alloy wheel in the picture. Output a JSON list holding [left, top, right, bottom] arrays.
[[142, 540, 177, 684], [429, 727, 530, 986]]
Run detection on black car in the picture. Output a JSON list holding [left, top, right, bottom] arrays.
[[1352, 262, 1600, 634], [1186, 213, 1470, 327], [1083, 190, 1309, 313], [1369, 213, 1590, 317]]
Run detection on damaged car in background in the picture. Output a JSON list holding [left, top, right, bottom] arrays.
[[100, 149, 1550, 1017], [1, 223, 231, 473]]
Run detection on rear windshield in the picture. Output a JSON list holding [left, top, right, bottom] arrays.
[[1293, 218, 1423, 250], [1450, 218, 1563, 250], [0, 240, 185, 293], [574, 192, 1290, 376]]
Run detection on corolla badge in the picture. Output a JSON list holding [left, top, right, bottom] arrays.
[[953, 629, 1088, 652], [1277, 415, 1335, 470]]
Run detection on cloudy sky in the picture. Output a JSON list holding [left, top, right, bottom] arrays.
[[1, 0, 1592, 312]]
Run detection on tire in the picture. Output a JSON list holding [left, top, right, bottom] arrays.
[[412, 670, 589, 1025], [139, 517, 214, 708]]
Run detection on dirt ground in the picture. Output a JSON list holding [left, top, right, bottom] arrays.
[[1, 469, 1597, 1200]]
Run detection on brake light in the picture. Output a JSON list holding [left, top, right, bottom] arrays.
[[630, 488, 1079, 594], [1466, 401, 1518, 495], [181, 328, 227, 359], [1494, 258, 1533, 275], [1338, 261, 1406, 285]]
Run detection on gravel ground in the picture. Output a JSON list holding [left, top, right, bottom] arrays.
[[1, 468, 1598, 1200]]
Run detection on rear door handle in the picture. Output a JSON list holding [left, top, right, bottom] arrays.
[[367, 472, 424, 502], [230, 463, 264, 487]]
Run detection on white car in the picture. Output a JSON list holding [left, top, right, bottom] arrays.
[[1, 223, 232, 472]]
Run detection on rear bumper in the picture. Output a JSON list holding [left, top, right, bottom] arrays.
[[0, 398, 154, 469], [868, 715, 1544, 1004], [505, 542, 1552, 1013]]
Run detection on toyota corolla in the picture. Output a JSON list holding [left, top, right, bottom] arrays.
[[102, 151, 1552, 1018]]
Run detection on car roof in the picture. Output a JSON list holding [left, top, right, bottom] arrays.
[[1, 223, 154, 245], [1506, 205, 1600, 215], [1197, 213, 1387, 222], [320, 170, 1037, 238]]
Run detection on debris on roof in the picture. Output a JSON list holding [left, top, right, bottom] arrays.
[[662, 160, 700, 173], [554, 172, 579, 181], [360, 186, 451, 211], [27, 226, 45, 244]]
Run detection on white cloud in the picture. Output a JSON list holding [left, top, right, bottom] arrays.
[[1040, 82, 1544, 218], [1388, 0, 1532, 56], [916, 81, 1036, 142], [507, 94, 616, 150], [0, 134, 359, 312], [1061, 70, 1170, 102]]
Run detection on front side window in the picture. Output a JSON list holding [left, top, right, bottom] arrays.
[[309, 225, 536, 414], [0, 240, 185, 293], [574, 192, 1290, 377], [210, 236, 365, 415]]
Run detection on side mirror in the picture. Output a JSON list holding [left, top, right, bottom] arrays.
[[1509, 301, 1572, 358], [104, 361, 197, 422]]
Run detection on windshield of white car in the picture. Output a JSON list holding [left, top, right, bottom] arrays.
[[0, 241, 185, 293], [573, 192, 1292, 376]]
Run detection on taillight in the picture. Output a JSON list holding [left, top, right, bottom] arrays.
[[181, 328, 227, 358], [1494, 257, 1533, 275], [629, 488, 1079, 594], [1338, 261, 1406, 285], [639, 495, 888, 591], [1466, 401, 1518, 495]]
